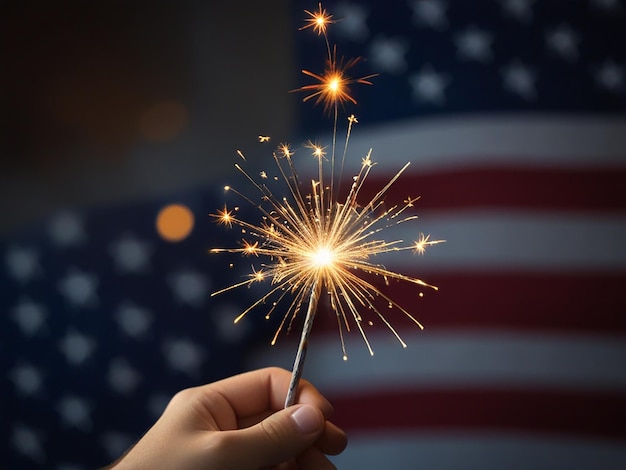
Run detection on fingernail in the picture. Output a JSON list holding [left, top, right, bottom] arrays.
[[290, 405, 320, 434]]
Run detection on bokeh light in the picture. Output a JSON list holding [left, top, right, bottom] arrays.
[[156, 204, 194, 242]]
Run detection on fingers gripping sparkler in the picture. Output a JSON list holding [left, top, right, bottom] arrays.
[[209, 4, 443, 408]]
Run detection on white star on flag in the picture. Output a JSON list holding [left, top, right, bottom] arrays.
[[11, 297, 48, 335], [335, 3, 369, 41], [11, 425, 46, 463], [5, 246, 40, 282], [168, 270, 210, 307], [410, 65, 450, 104], [57, 396, 93, 431], [109, 234, 152, 273], [58, 269, 99, 307], [162, 338, 205, 376], [369, 36, 408, 74], [58, 330, 97, 365], [502, 60, 537, 99], [115, 302, 153, 338], [49, 212, 85, 247], [594, 60, 624, 92], [107, 357, 142, 394], [213, 302, 250, 343], [502, 0, 535, 23], [9, 363, 43, 396], [411, 0, 448, 30], [546, 25, 580, 62], [455, 26, 493, 62]]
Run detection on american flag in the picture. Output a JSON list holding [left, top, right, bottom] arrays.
[[1, 193, 277, 468], [3, 0, 626, 469], [253, 0, 626, 468]]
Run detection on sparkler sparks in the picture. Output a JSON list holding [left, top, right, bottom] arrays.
[[413, 233, 445, 255], [301, 3, 334, 36], [298, 49, 377, 114], [210, 205, 235, 228], [209, 4, 443, 407], [304, 140, 327, 160]]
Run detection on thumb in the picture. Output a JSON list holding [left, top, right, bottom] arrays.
[[219, 404, 325, 468]]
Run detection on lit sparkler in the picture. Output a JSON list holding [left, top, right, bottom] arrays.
[[210, 4, 442, 408], [301, 3, 334, 36], [298, 48, 377, 114]]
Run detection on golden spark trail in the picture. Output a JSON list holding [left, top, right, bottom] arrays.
[[209, 4, 443, 408]]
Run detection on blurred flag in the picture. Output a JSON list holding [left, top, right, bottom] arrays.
[[0, 194, 274, 468], [250, 0, 626, 469]]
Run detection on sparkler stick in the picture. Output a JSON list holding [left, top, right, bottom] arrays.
[[284, 279, 321, 408], [209, 3, 444, 409]]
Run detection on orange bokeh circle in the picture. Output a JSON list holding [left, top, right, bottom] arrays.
[[156, 204, 194, 242]]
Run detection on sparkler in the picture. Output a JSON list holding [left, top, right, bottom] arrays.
[[210, 4, 443, 408]]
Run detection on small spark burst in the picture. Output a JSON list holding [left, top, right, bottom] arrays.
[[413, 233, 446, 255], [304, 140, 327, 160], [210, 205, 235, 228], [301, 3, 334, 36], [209, 4, 443, 407], [404, 196, 420, 207], [297, 48, 378, 114], [277, 142, 294, 158], [251, 266, 265, 282], [241, 240, 259, 256]]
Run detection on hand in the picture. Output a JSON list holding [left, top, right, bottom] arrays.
[[109, 367, 348, 470]]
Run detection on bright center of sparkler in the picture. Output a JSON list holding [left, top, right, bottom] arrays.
[[310, 246, 335, 268], [328, 77, 340, 93]]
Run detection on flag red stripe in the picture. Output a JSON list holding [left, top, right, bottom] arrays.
[[354, 166, 626, 212], [329, 388, 626, 440], [312, 272, 626, 334]]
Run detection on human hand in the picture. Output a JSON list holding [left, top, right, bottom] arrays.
[[109, 367, 347, 470]]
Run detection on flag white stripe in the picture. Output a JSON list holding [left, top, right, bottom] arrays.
[[375, 211, 626, 271], [249, 331, 626, 392], [301, 114, 626, 172], [329, 433, 626, 470]]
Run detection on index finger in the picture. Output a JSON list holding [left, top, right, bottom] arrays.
[[204, 367, 333, 419]]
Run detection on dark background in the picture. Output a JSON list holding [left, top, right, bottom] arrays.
[[0, 0, 294, 233]]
